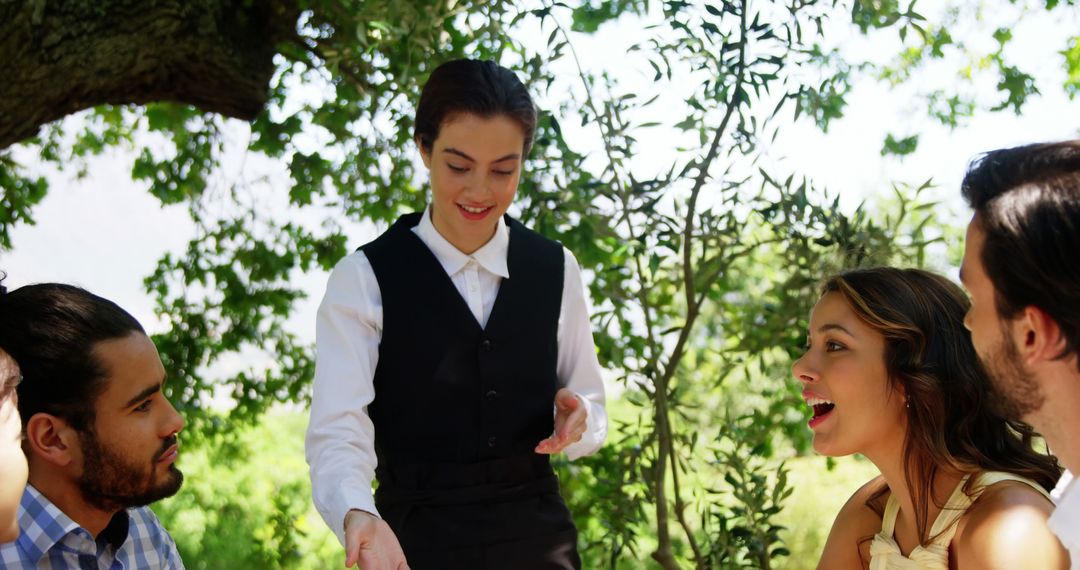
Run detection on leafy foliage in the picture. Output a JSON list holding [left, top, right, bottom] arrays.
[[153, 413, 340, 569], [514, 1, 954, 566], [1, 0, 1076, 567], [0, 155, 46, 249], [1064, 35, 1080, 98]]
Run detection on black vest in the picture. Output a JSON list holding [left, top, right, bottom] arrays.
[[362, 212, 564, 468]]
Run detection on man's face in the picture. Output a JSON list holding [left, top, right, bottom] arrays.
[[960, 216, 1044, 419], [75, 332, 184, 512]]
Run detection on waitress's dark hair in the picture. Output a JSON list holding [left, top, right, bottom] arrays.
[[0, 283, 144, 431], [413, 59, 538, 155], [821, 268, 1060, 548]]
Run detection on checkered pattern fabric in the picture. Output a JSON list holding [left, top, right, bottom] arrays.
[[0, 485, 183, 569]]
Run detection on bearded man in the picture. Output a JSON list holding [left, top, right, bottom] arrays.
[[959, 140, 1080, 568], [0, 283, 185, 569]]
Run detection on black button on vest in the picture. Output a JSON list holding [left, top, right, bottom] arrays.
[[362, 212, 564, 467]]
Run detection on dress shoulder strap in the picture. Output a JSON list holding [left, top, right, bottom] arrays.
[[927, 474, 973, 543], [970, 471, 1052, 501], [880, 491, 901, 536]]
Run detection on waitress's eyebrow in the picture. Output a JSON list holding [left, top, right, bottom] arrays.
[[442, 148, 521, 163], [443, 148, 475, 161]]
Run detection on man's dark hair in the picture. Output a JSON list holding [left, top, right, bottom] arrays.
[[0, 283, 144, 431], [413, 59, 538, 155], [962, 140, 1080, 363]]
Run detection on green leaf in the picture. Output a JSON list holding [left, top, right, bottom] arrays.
[[881, 133, 919, 156]]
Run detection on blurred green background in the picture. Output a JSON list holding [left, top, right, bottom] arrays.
[[153, 406, 877, 569]]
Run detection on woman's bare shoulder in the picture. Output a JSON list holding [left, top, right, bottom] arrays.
[[817, 475, 888, 570], [953, 480, 1066, 569]]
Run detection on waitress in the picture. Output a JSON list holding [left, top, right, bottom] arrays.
[[305, 59, 607, 570]]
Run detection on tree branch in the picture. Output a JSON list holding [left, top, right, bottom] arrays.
[[670, 437, 706, 568], [0, 0, 299, 149], [656, 3, 751, 565]]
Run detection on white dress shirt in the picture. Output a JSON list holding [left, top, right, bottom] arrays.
[[305, 207, 608, 545], [1050, 469, 1080, 570]]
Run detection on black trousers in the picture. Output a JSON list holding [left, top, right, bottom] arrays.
[[375, 455, 582, 570]]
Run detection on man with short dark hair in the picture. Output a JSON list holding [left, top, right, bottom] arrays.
[[959, 140, 1080, 567], [0, 283, 185, 568]]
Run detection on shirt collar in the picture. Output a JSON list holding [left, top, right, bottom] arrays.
[[1049, 470, 1080, 548], [15, 484, 131, 563], [16, 484, 83, 563], [413, 205, 510, 279]]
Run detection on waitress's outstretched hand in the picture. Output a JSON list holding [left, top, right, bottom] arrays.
[[536, 388, 588, 454], [344, 509, 409, 570]]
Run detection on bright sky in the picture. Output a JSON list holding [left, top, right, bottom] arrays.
[[1, 2, 1077, 356]]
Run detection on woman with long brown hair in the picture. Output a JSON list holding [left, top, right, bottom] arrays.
[[0, 275, 28, 544], [0, 345, 26, 544], [793, 267, 1067, 568]]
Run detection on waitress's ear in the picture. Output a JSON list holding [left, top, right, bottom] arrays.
[[417, 136, 433, 168]]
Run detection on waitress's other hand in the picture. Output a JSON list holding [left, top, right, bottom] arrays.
[[344, 509, 409, 569], [535, 388, 587, 454]]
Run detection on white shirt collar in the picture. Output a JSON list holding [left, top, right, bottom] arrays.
[[1049, 470, 1080, 552], [413, 205, 510, 279]]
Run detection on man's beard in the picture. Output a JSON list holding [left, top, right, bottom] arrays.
[[982, 327, 1045, 420], [78, 432, 184, 512]]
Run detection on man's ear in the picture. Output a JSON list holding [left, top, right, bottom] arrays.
[[24, 413, 79, 468], [1014, 305, 1067, 366], [416, 137, 432, 169]]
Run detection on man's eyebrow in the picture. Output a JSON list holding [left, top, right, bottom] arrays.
[[123, 382, 162, 409]]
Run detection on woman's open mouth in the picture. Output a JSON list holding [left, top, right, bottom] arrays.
[[805, 395, 835, 429]]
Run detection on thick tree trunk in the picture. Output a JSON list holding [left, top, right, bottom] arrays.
[[0, 0, 299, 149]]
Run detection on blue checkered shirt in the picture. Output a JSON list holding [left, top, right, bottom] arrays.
[[0, 484, 183, 569]]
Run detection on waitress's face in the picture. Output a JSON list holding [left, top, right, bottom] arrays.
[[0, 353, 27, 543], [419, 112, 525, 254]]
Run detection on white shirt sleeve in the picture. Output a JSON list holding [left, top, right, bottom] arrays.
[[557, 248, 608, 460], [304, 252, 383, 547]]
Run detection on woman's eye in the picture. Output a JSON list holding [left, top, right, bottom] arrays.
[[825, 341, 844, 352], [135, 400, 152, 412], [447, 164, 468, 173], [492, 169, 514, 176]]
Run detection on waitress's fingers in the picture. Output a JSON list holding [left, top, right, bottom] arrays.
[[557, 405, 587, 440], [535, 425, 586, 455], [564, 420, 586, 446], [535, 436, 558, 454]]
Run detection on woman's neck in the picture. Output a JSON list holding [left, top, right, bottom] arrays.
[[864, 441, 965, 549], [864, 437, 917, 522]]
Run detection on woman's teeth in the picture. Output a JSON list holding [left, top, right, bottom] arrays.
[[807, 396, 835, 418]]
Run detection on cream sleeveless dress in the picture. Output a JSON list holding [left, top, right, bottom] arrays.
[[868, 471, 1052, 569]]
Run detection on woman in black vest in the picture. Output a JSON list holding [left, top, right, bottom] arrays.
[[306, 59, 607, 570]]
